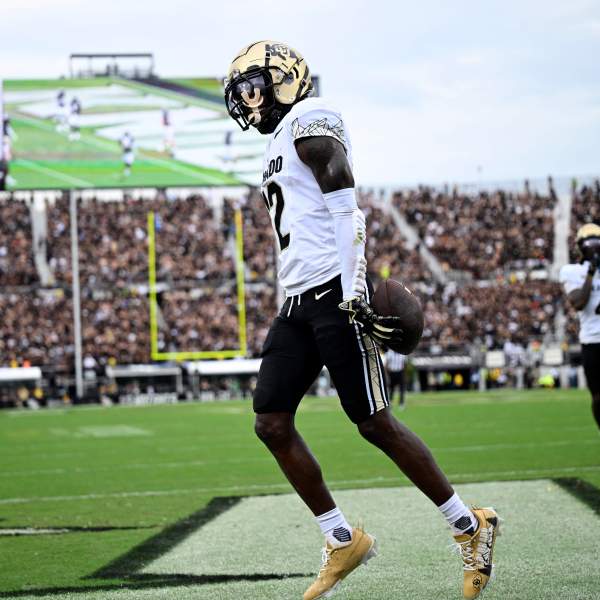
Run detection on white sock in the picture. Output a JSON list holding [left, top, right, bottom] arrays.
[[438, 493, 478, 534], [316, 507, 353, 547]]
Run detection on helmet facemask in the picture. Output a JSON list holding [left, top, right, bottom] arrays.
[[579, 236, 600, 266], [225, 68, 288, 134]]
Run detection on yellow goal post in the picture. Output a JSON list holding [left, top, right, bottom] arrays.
[[147, 208, 247, 361]]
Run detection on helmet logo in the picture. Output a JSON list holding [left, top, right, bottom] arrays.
[[266, 43, 295, 60]]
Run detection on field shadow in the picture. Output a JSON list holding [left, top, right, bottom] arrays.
[[1, 478, 598, 598]]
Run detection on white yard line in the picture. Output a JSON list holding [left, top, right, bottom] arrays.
[[0, 528, 71, 536], [1, 464, 598, 505]]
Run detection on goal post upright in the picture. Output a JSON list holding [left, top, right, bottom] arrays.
[[234, 206, 248, 357], [148, 207, 248, 361], [147, 211, 159, 359]]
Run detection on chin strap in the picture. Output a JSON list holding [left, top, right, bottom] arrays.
[[256, 104, 292, 134]]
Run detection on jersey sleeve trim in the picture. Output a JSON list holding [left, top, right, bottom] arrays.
[[291, 114, 347, 148]]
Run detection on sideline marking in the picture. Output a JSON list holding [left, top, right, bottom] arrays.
[[0, 525, 154, 537]]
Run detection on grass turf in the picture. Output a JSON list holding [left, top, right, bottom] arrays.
[[0, 388, 598, 598]]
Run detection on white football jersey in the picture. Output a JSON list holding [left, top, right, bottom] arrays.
[[559, 262, 600, 344], [260, 97, 353, 296]]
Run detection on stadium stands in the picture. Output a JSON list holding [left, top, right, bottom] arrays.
[[362, 190, 431, 286], [48, 193, 234, 288], [569, 180, 600, 262], [0, 198, 37, 287], [393, 185, 556, 278], [0, 178, 598, 400], [0, 289, 71, 370]]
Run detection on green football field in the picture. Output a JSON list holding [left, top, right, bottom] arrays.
[[3, 77, 248, 189], [1, 389, 599, 599]]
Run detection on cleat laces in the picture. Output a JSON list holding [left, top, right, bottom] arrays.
[[454, 524, 493, 572], [318, 546, 333, 577]]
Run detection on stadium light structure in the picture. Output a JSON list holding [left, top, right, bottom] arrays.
[[70, 192, 84, 399], [69, 53, 155, 79]]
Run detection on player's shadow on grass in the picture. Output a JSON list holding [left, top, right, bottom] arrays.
[[0, 496, 310, 597], [90, 495, 311, 585]]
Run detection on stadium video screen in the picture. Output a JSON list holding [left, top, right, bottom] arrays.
[[1, 77, 267, 190]]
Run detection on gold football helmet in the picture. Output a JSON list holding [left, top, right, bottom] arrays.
[[576, 223, 600, 263], [576, 223, 600, 243], [224, 40, 313, 133]]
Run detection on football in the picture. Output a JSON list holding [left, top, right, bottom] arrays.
[[371, 279, 424, 354]]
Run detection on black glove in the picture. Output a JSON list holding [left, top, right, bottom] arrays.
[[589, 256, 598, 277], [339, 297, 404, 347]]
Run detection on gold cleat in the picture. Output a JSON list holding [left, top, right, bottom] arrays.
[[454, 507, 501, 599], [303, 527, 378, 600]]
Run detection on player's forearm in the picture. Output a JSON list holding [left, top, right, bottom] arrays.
[[569, 275, 594, 310], [325, 189, 367, 300]]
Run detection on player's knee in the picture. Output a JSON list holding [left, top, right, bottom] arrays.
[[254, 414, 293, 449], [357, 409, 399, 444]]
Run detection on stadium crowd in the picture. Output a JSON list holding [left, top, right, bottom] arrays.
[[0, 198, 37, 287], [361, 190, 431, 285], [393, 184, 556, 278], [569, 180, 600, 261], [417, 279, 560, 351], [1, 179, 596, 381], [48, 193, 235, 288]]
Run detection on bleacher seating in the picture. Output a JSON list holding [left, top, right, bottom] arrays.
[[2, 179, 599, 370], [393, 186, 556, 278], [0, 198, 37, 287]]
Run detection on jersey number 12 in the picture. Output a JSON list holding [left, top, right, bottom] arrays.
[[262, 182, 290, 251]]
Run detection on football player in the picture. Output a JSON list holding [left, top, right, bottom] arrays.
[[68, 97, 82, 141], [384, 348, 406, 409], [224, 41, 500, 600], [55, 89, 68, 132], [560, 223, 600, 430], [2, 116, 16, 188], [120, 131, 135, 178], [161, 109, 175, 156]]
